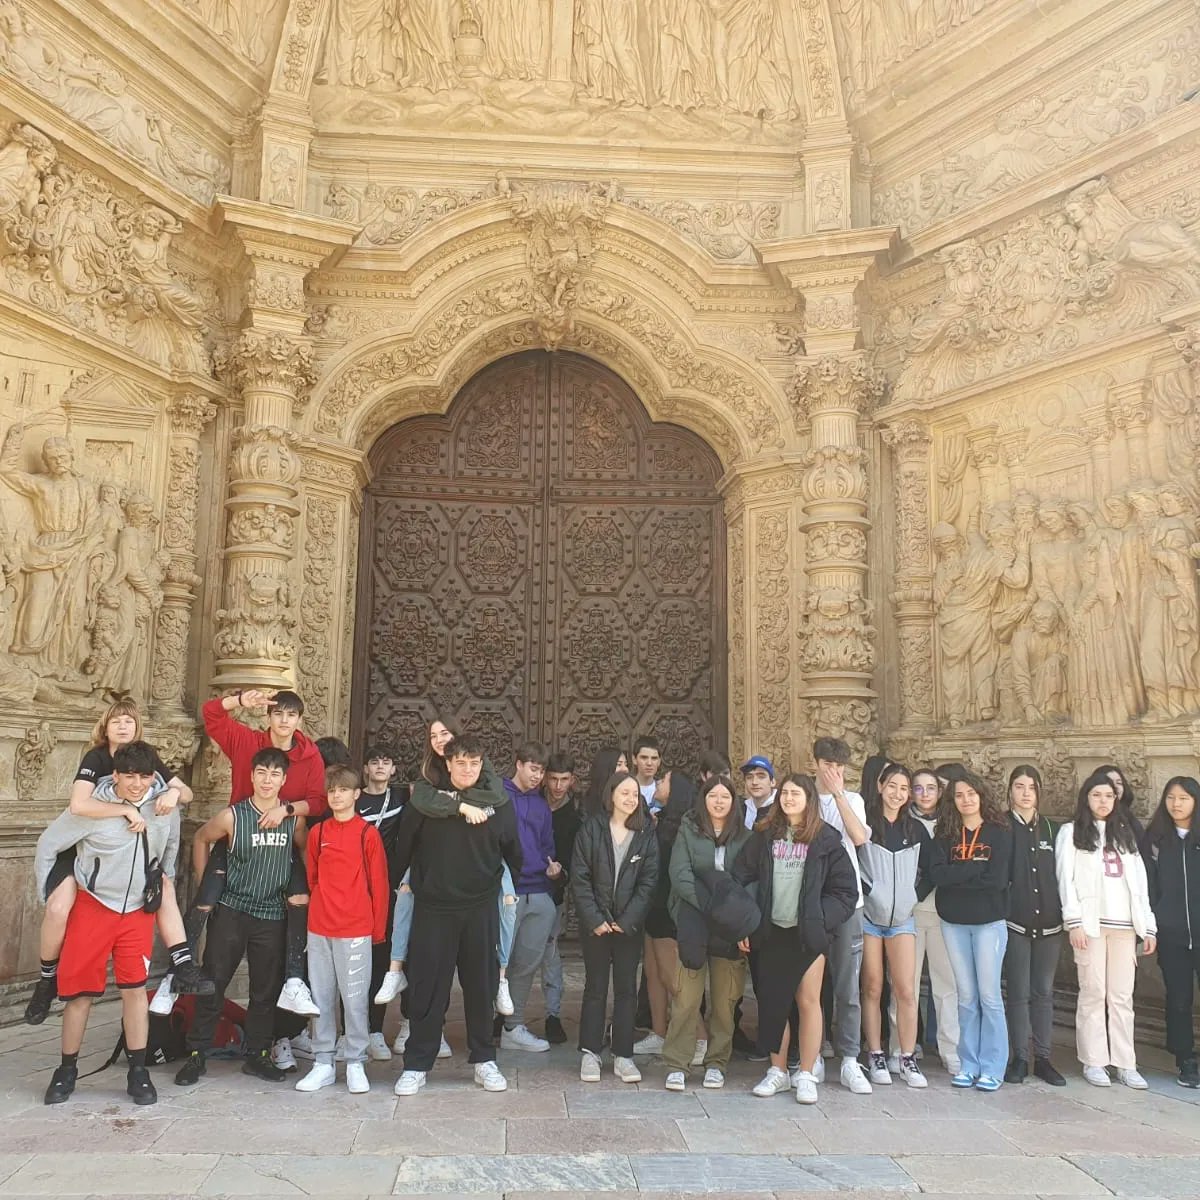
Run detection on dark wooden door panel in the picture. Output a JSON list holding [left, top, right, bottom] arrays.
[[353, 352, 725, 785]]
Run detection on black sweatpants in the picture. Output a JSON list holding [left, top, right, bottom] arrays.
[[755, 924, 819, 1058], [404, 898, 498, 1071], [189, 904, 285, 1055], [580, 931, 642, 1058], [1159, 940, 1200, 1066]]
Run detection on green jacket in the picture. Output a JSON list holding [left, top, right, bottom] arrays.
[[409, 758, 508, 818], [668, 812, 751, 923]]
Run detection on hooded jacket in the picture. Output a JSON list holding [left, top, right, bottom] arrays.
[[1145, 827, 1200, 949], [857, 815, 930, 929], [731, 822, 858, 954], [34, 774, 177, 914], [570, 813, 660, 936]]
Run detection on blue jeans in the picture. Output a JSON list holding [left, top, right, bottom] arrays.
[[498, 865, 516, 969], [389, 872, 415, 962], [941, 919, 1009, 1080], [393, 867, 517, 968]]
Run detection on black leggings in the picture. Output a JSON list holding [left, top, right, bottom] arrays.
[[755, 925, 819, 1059]]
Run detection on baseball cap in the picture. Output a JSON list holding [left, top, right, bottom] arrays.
[[740, 755, 774, 777]]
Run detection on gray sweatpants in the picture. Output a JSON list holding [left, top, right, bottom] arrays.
[[828, 908, 864, 1058], [540, 901, 566, 1018], [308, 932, 371, 1065], [504, 892, 557, 1030]]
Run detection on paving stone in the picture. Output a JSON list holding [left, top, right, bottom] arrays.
[[0, 1114, 174, 1154], [630, 1154, 828, 1193], [804, 1118, 1017, 1156], [996, 1119, 1200, 1156], [507, 1118, 687, 1153], [898, 1154, 1110, 1194], [792, 1156, 916, 1191], [1066, 1154, 1200, 1197], [353, 1118, 507, 1156], [197, 1154, 401, 1195], [391, 1088, 568, 1118], [0, 1152, 218, 1195], [0, 1160, 31, 1189], [566, 1090, 707, 1118], [391, 1154, 636, 1193], [674, 1117, 817, 1155], [153, 1115, 360, 1155]]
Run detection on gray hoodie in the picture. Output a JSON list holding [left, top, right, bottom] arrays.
[[34, 774, 179, 914]]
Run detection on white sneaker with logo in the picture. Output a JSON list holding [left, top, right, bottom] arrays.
[[271, 1038, 296, 1072], [752, 1066, 790, 1097], [632, 1031, 665, 1055], [580, 1051, 602, 1082], [149, 975, 177, 1015], [495, 977, 514, 1016], [394, 1069, 426, 1096], [367, 1032, 392, 1061], [614, 1056, 642, 1083], [867, 1051, 892, 1085], [840, 1058, 873, 1094], [899, 1054, 928, 1089], [703, 1067, 725, 1089], [277, 977, 320, 1016], [793, 1071, 819, 1104], [475, 1061, 507, 1091], [374, 970, 407, 1005], [346, 1062, 370, 1094], [295, 1062, 335, 1092], [665, 1069, 686, 1091], [1117, 1068, 1148, 1089], [500, 1024, 550, 1052], [1083, 1065, 1111, 1087]]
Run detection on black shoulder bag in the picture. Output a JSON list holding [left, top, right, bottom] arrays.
[[141, 829, 164, 913]]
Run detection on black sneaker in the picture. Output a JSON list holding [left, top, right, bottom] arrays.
[[43, 1064, 77, 1105], [25, 976, 57, 1025], [1034, 1056, 1066, 1087], [174, 1051, 206, 1086], [1179, 1058, 1200, 1089], [242, 1050, 288, 1082], [544, 1015, 567, 1045], [1004, 1056, 1028, 1084], [127, 1066, 158, 1105], [171, 961, 216, 996]]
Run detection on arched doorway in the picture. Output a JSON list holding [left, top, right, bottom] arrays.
[[351, 351, 726, 782]]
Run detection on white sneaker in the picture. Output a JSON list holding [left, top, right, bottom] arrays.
[[475, 1061, 507, 1091], [271, 1038, 297, 1071], [367, 1031, 392, 1062], [812, 1056, 825, 1084], [295, 1062, 335, 1092], [438, 1035, 452, 1059], [290, 1030, 315, 1061], [500, 1024, 550, 1052], [867, 1051, 891, 1085], [752, 1065, 790, 1097], [346, 1061, 370, 1094], [149, 974, 177, 1015], [821, 1039, 834, 1058], [691, 1039, 707, 1067], [615, 1056, 642, 1083], [794, 1070, 819, 1104], [632, 1031, 665, 1055], [1117, 1068, 1148, 1090], [665, 1069, 686, 1091], [392, 1019, 410, 1054], [277, 977, 320, 1016], [374, 970, 407, 1004], [899, 1054, 928, 1089], [703, 1067, 725, 1089], [1083, 1065, 1112, 1087], [886, 1052, 901, 1074], [840, 1058, 873, 1094], [580, 1051, 602, 1082], [394, 1069, 426, 1096], [495, 977, 514, 1016]]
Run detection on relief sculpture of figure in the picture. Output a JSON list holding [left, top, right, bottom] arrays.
[[326, 0, 386, 86], [1010, 600, 1068, 724], [387, 0, 458, 92], [651, 0, 716, 110], [1064, 501, 1144, 727], [479, 0, 545, 81], [709, 0, 794, 118], [0, 426, 99, 678], [1029, 499, 1078, 632], [0, 122, 54, 251], [984, 507, 1032, 724]]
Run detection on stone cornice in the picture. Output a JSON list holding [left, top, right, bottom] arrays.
[[213, 198, 359, 268]]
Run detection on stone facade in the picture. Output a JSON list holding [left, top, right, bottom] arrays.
[[1, 0, 1199, 1000]]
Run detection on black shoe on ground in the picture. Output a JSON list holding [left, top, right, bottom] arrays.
[[25, 976, 57, 1025], [174, 1051, 206, 1086], [1004, 1056, 1028, 1084], [544, 1015, 567, 1045], [127, 1066, 158, 1105], [1179, 1058, 1200, 1089], [492, 1013, 505, 1043], [731, 1026, 755, 1055], [1033, 1056, 1066, 1087], [43, 1065, 77, 1105], [242, 1050, 287, 1082], [171, 961, 216, 996]]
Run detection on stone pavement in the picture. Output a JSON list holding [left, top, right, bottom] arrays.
[[1, 960, 1198, 1199]]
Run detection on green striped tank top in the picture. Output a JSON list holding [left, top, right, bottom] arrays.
[[222, 799, 297, 921]]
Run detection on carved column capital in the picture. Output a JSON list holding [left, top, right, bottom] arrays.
[[168, 392, 218, 437], [1169, 321, 1200, 369], [880, 419, 931, 464], [218, 331, 316, 407], [791, 351, 885, 448]]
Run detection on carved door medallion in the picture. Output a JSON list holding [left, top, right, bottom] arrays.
[[353, 352, 726, 785]]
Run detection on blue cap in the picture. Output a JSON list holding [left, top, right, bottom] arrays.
[[740, 755, 774, 777]]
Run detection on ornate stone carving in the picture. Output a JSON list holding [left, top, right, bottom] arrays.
[[625, 197, 781, 262], [325, 181, 480, 245], [296, 494, 336, 731], [1039, 738, 1077, 807], [791, 352, 885, 430], [566, 604, 629, 695], [185, 0, 289, 65], [217, 332, 316, 405], [753, 507, 792, 768], [0, 12, 227, 201], [14, 719, 56, 804], [798, 587, 875, 673], [728, 514, 746, 769]]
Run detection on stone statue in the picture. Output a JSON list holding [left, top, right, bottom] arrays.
[[709, 0, 794, 119], [572, 0, 646, 106], [0, 122, 54, 252], [479, 0, 545, 81], [326, 0, 386, 86], [985, 508, 1032, 723], [0, 426, 99, 678], [1064, 501, 1144, 727], [1010, 599, 1068, 724], [1029, 499, 1078, 631], [652, 0, 716, 111], [386, 0, 457, 93]]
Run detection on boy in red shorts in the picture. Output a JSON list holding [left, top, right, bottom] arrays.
[[33, 742, 178, 1106]]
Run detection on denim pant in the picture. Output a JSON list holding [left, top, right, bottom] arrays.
[[388, 872, 415, 962], [391, 866, 517, 971], [941, 919, 1009, 1080], [498, 865, 516, 969], [540, 900, 565, 1017], [1003, 929, 1062, 1061]]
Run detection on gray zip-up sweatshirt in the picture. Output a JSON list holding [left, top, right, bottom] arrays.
[[34, 775, 178, 914], [856, 817, 930, 929]]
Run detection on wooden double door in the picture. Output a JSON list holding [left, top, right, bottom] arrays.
[[352, 352, 726, 784]]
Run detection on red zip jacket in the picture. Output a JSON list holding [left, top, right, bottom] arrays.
[[306, 814, 389, 941], [202, 698, 328, 818]]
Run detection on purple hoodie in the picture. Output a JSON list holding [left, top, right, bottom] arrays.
[[504, 777, 556, 895]]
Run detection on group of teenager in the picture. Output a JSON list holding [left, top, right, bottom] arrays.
[[27, 687, 1200, 1110]]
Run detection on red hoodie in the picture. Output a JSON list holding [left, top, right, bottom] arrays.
[[202, 698, 327, 818], [306, 814, 389, 941]]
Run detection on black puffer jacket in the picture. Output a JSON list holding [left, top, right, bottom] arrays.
[[731, 822, 858, 954], [570, 814, 660, 936]]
